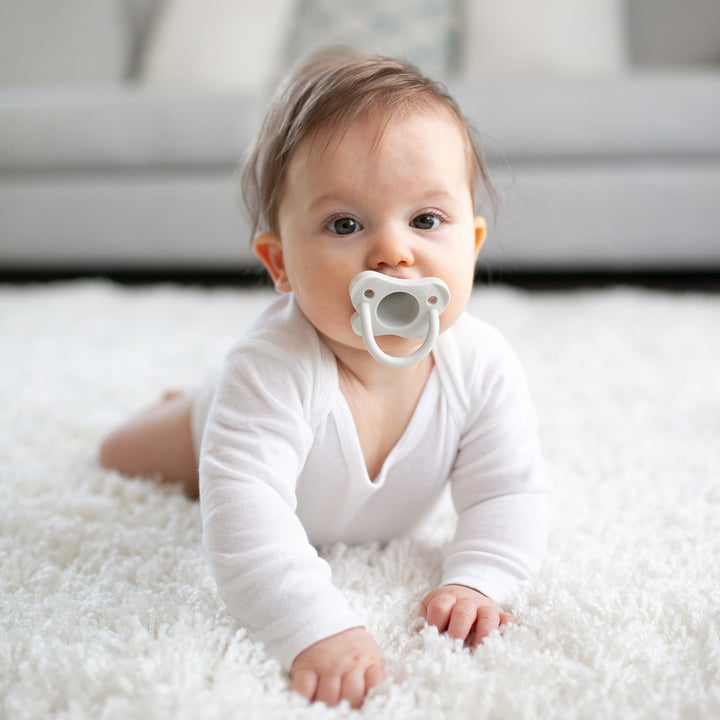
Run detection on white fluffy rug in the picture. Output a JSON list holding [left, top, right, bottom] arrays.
[[2, 281, 719, 719]]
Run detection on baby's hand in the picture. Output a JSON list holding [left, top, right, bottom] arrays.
[[420, 584, 516, 647], [290, 627, 385, 708]]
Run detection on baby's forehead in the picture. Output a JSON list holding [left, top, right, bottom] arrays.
[[296, 105, 471, 169], [274, 100, 479, 219], [278, 110, 475, 216]]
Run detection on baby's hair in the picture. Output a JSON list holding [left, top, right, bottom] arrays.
[[240, 46, 495, 238]]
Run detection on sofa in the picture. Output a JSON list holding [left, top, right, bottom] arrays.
[[1, 0, 719, 276]]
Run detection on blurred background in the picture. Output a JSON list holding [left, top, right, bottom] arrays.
[[1, 0, 719, 286]]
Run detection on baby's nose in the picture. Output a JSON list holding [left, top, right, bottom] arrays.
[[368, 229, 414, 269]]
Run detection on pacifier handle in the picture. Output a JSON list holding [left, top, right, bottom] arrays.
[[358, 301, 440, 369]]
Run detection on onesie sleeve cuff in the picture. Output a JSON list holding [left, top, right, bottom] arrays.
[[269, 607, 365, 671], [440, 567, 518, 608]]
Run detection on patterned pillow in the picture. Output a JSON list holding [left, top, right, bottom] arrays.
[[281, 0, 460, 80]]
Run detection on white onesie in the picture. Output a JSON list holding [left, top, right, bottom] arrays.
[[198, 293, 548, 670]]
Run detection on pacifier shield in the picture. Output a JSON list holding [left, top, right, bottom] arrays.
[[350, 271, 450, 340], [349, 270, 450, 369]]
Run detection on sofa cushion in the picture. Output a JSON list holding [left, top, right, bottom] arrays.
[[0, 87, 263, 170], [0, 0, 131, 85], [1, 74, 719, 171], [451, 73, 720, 161]]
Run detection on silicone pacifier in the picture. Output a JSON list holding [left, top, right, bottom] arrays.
[[349, 270, 451, 368]]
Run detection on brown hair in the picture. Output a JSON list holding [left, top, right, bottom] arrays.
[[239, 46, 495, 237]]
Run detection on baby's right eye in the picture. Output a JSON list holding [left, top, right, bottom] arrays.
[[328, 217, 363, 235]]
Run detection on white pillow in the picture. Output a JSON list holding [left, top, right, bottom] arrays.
[[0, 0, 128, 85], [140, 0, 295, 92], [462, 0, 628, 78]]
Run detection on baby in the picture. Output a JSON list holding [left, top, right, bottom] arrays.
[[100, 47, 548, 709]]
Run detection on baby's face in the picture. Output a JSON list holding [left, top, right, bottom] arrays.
[[270, 110, 484, 361]]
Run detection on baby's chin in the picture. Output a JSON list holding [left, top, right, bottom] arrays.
[[372, 334, 426, 356], [322, 329, 426, 366]]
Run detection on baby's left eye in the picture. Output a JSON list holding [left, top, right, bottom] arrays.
[[411, 214, 441, 230]]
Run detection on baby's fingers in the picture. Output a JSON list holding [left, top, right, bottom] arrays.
[[290, 668, 318, 702], [447, 598, 483, 642], [469, 605, 501, 646], [422, 593, 456, 633], [470, 608, 517, 647], [340, 664, 385, 709], [365, 663, 386, 692], [315, 673, 342, 707]]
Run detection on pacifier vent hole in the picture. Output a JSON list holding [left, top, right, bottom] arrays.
[[428, 295, 438, 305], [376, 292, 420, 329], [364, 289, 375, 299]]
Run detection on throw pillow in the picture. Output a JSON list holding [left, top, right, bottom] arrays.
[[140, 0, 296, 92], [462, 0, 627, 78]]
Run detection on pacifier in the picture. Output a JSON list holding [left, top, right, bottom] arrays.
[[349, 270, 451, 368]]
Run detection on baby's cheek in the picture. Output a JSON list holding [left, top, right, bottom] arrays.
[[440, 294, 471, 333]]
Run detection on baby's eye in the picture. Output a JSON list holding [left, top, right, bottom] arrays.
[[411, 213, 441, 230], [328, 217, 363, 235]]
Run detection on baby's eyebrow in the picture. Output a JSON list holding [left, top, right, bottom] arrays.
[[419, 190, 457, 203], [307, 188, 463, 214], [308, 193, 345, 210], [306, 195, 364, 218]]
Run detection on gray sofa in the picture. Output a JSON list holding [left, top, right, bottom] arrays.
[[1, 0, 719, 275]]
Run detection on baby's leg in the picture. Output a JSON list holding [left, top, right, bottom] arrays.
[[99, 392, 199, 497]]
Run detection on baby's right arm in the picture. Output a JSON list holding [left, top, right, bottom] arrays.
[[290, 627, 385, 708], [199, 333, 365, 673]]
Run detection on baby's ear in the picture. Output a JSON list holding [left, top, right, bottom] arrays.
[[473, 217, 487, 255], [253, 232, 290, 292]]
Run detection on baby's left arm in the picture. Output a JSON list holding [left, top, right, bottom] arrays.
[[435, 326, 549, 627], [420, 585, 515, 646]]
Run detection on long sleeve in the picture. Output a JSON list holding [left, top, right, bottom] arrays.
[[441, 326, 549, 605], [199, 307, 363, 670]]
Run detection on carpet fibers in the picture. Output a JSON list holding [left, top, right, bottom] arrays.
[[1, 281, 719, 719]]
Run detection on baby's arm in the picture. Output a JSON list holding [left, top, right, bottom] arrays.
[[290, 627, 385, 708], [420, 585, 515, 646], [436, 327, 549, 633], [200, 340, 367, 677]]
